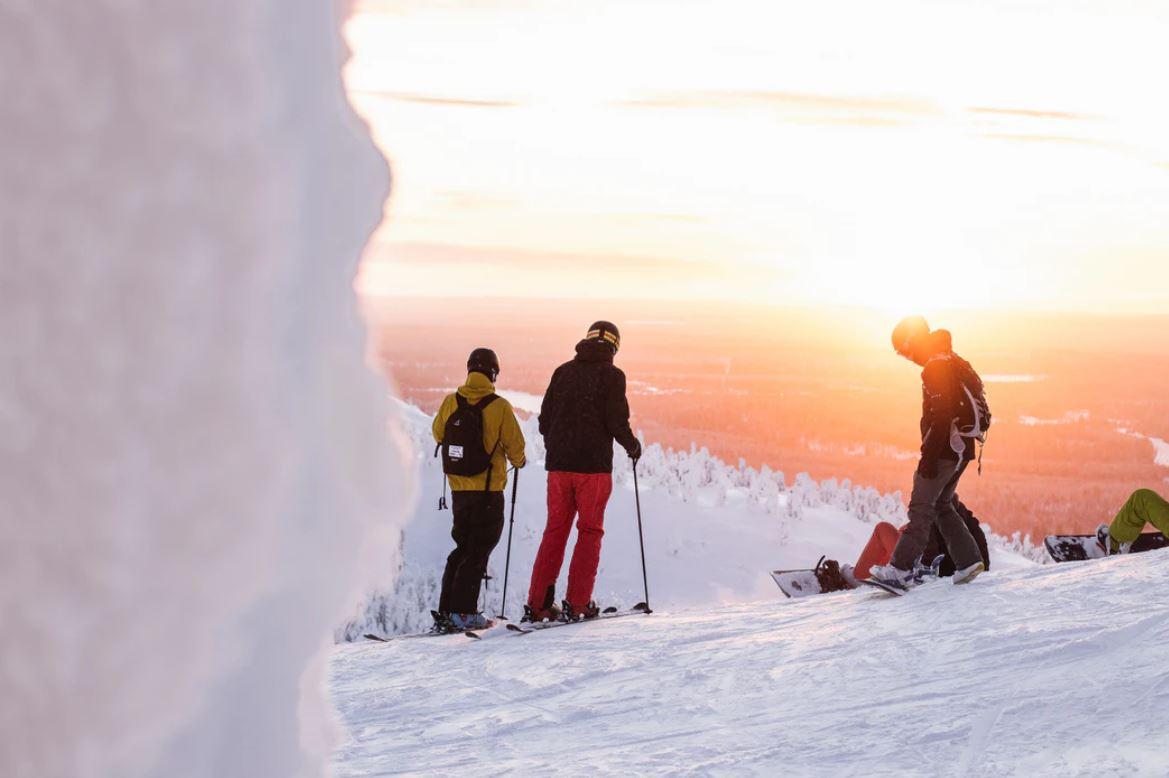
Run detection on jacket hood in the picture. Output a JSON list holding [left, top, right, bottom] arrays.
[[916, 329, 953, 365], [574, 339, 615, 363], [457, 370, 497, 400]]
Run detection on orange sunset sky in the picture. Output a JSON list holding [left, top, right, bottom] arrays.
[[345, 0, 1169, 314]]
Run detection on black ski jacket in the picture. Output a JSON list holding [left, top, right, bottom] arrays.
[[539, 340, 638, 474], [918, 330, 979, 466]]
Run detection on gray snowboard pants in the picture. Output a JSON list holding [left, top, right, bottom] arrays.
[[890, 459, 981, 572]]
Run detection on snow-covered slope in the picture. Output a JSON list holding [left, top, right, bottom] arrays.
[[341, 397, 1038, 639], [330, 549, 1169, 776]]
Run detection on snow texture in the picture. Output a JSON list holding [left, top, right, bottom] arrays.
[[341, 399, 1039, 640], [331, 549, 1169, 776], [0, 3, 405, 777]]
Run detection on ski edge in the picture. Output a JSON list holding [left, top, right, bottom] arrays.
[[507, 603, 652, 635]]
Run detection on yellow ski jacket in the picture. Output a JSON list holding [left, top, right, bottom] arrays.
[[432, 372, 526, 492]]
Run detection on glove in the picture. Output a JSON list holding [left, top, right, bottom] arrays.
[[627, 440, 642, 462], [916, 458, 938, 479]]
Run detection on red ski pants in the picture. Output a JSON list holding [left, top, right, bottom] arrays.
[[527, 471, 613, 609], [854, 521, 904, 580]]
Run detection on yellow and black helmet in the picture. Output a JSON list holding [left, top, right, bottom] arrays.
[[587, 320, 620, 353]]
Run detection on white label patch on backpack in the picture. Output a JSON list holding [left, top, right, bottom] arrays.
[[449, 445, 464, 460]]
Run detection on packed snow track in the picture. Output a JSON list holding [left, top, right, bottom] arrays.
[[330, 550, 1169, 776]]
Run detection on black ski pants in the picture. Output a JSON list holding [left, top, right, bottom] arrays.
[[890, 459, 981, 572], [439, 490, 505, 615]]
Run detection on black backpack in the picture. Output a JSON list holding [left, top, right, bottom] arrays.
[[930, 353, 992, 473], [952, 358, 992, 441], [438, 394, 499, 477]]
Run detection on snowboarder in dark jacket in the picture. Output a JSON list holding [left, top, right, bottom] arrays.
[[868, 317, 987, 590], [524, 321, 641, 622]]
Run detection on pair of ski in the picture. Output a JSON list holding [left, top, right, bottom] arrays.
[[506, 601, 651, 635], [363, 603, 651, 643], [362, 611, 492, 642]]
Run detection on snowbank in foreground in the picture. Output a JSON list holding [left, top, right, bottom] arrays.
[[340, 399, 1038, 640], [331, 549, 1169, 776], [0, 3, 403, 777]]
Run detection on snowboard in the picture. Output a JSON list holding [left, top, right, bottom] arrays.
[[506, 603, 650, 635], [1044, 531, 1169, 563], [770, 569, 853, 598], [858, 577, 908, 597]]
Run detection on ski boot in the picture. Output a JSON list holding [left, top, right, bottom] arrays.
[[521, 602, 562, 624], [449, 612, 493, 631], [430, 610, 456, 634], [561, 600, 601, 622], [523, 585, 563, 623], [813, 556, 854, 592]]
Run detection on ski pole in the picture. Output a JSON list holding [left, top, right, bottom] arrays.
[[632, 461, 653, 614], [499, 466, 518, 620]]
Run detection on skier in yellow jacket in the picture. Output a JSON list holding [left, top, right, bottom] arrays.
[[431, 348, 526, 631]]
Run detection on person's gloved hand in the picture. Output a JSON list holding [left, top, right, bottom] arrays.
[[627, 440, 642, 462], [916, 458, 938, 479]]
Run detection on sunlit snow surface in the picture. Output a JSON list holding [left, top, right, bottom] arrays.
[[331, 550, 1169, 776]]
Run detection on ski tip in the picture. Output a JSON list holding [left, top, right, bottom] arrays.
[[632, 602, 652, 613], [363, 633, 387, 642], [464, 630, 482, 639], [602, 606, 619, 614], [506, 623, 525, 633]]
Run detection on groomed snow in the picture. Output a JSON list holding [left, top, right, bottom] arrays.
[[330, 550, 1169, 776]]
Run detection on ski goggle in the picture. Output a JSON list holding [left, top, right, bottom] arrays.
[[588, 327, 620, 352]]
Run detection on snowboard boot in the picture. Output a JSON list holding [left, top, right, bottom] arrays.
[[866, 563, 916, 590], [561, 599, 601, 622], [952, 561, 985, 585], [813, 556, 854, 592], [449, 612, 493, 631], [911, 554, 945, 585], [1096, 523, 1132, 556], [521, 602, 562, 624]]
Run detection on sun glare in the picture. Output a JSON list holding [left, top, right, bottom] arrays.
[[344, 1, 1169, 313]]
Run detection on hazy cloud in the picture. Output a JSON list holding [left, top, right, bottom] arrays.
[[969, 106, 1101, 122], [978, 133, 1114, 148], [349, 89, 523, 108], [616, 89, 940, 127]]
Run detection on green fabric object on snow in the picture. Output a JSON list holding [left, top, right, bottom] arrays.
[[1108, 489, 1169, 547]]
